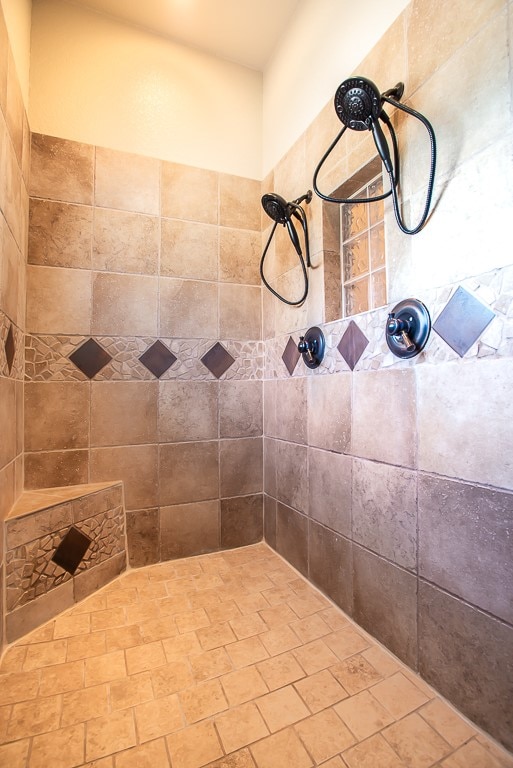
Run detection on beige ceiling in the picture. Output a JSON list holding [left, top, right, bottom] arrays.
[[64, 0, 301, 70]]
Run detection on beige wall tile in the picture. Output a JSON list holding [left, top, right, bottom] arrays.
[[353, 369, 416, 468], [1, 215, 23, 327], [159, 442, 219, 505], [92, 272, 158, 336], [219, 228, 261, 285], [0, 9, 8, 113], [219, 283, 262, 341], [161, 219, 218, 280], [26, 265, 91, 334], [161, 500, 220, 559], [220, 437, 263, 498], [0, 376, 15, 468], [219, 174, 260, 231], [6, 50, 25, 161], [407, 0, 503, 93], [95, 147, 159, 215], [90, 444, 159, 510], [30, 134, 94, 205], [24, 449, 89, 490], [91, 381, 158, 447], [159, 380, 218, 442], [93, 208, 158, 275], [307, 373, 351, 453], [159, 277, 218, 338], [219, 381, 263, 438], [161, 161, 218, 224], [24, 381, 90, 452], [417, 358, 513, 490], [275, 378, 307, 445], [28, 198, 93, 270]]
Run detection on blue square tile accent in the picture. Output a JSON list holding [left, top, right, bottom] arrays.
[[433, 286, 495, 357]]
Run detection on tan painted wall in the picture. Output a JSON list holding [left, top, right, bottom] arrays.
[[29, 0, 263, 178], [262, 0, 410, 175], [0, 0, 31, 107]]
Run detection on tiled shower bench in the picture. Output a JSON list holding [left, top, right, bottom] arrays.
[[4, 482, 127, 643]]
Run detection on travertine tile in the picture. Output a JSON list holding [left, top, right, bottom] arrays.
[[61, 684, 109, 727], [110, 671, 154, 710], [251, 727, 313, 768], [227, 636, 269, 669], [115, 737, 170, 768], [294, 669, 348, 713], [0, 668, 40, 705], [293, 639, 339, 675], [370, 672, 430, 720], [440, 738, 513, 767], [53, 612, 91, 639], [166, 720, 223, 768], [0, 740, 30, 768], [85, 709, 136, 762], [197, 621, 237, 650], [7, 694, 61, 739], [335, 689, 394, 741], [95, 148, 159, 215], [151, 661, 193, 697], [221, 666, 268, 707], [260, 624, 301, 656], [84, 650, 126, 686], [382, 712, 452, 767], [125, 641, 166, 676], [216, 701, 269, 754], [294, 708, 355, 764], [330, 654, 382, 696], [134, 693, 183, 741], [38, 659, 84, 697], [179, 678, 228, 723], [256, 685, 310, 732], [104, 625, 143, 652], [30, 722, 85, 768], [418, 698, 476, 748], [23, 639, 67, 670], [342, 732, 407, 768]]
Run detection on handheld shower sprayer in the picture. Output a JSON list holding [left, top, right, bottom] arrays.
[[260, 190, 312, 305], [313, 76, 436, 235]]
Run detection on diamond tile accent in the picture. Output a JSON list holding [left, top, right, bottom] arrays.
[[433, 286, 495, 357], [337, 320, 369, 370], [139, 340, 177, 378], [282, 336, 301, 376], [52, 526, 92, 575], [201, 342, 235, 379], [69, 338, 112, 379], [5, 324, 15, 374]]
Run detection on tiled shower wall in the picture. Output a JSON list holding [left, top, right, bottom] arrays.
[[25, 133, 264, 567], [0, 7, 29, 654], [261, 0, 513, 755]]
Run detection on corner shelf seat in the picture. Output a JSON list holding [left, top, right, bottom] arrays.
[[4, 482, 127, 645]]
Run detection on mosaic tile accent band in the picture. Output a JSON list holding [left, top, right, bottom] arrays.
[[5, 491, 125, 611], [25, 335, 264, 381], [266, 265, 513, 379], [0, 310, 24, 380]]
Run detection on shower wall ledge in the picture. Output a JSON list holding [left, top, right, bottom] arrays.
[[3, 481, 127, 643]]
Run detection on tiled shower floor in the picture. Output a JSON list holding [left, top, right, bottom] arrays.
[[1, 543, 511, 768]]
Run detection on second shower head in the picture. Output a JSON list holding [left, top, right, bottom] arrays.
[[261, 190, 312, 224]]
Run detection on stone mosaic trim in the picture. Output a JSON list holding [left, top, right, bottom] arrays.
[[5, 487, 125, 612], [265, 264, 513, 379], [25, 335, 264, 381], [0, 309, 24, 380]]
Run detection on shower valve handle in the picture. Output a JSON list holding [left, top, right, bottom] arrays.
[[298, 336, 315, 364], [387, 314, 415, 352]]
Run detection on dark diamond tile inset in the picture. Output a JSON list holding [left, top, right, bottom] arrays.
[[52, 526, 92, 575], [139, 340, 177, 378], [433, 286, 495, 357], [201, 342, 235, 379], [282, 336, 301, 376], [337, 320, 369, 370], [5, 324, 15, 374], [69, 338, 112, 379]]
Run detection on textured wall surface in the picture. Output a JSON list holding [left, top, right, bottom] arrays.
[[262, 0, 513, 752], [25, 133, 264, 570], [0, 3, 29, 656]]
